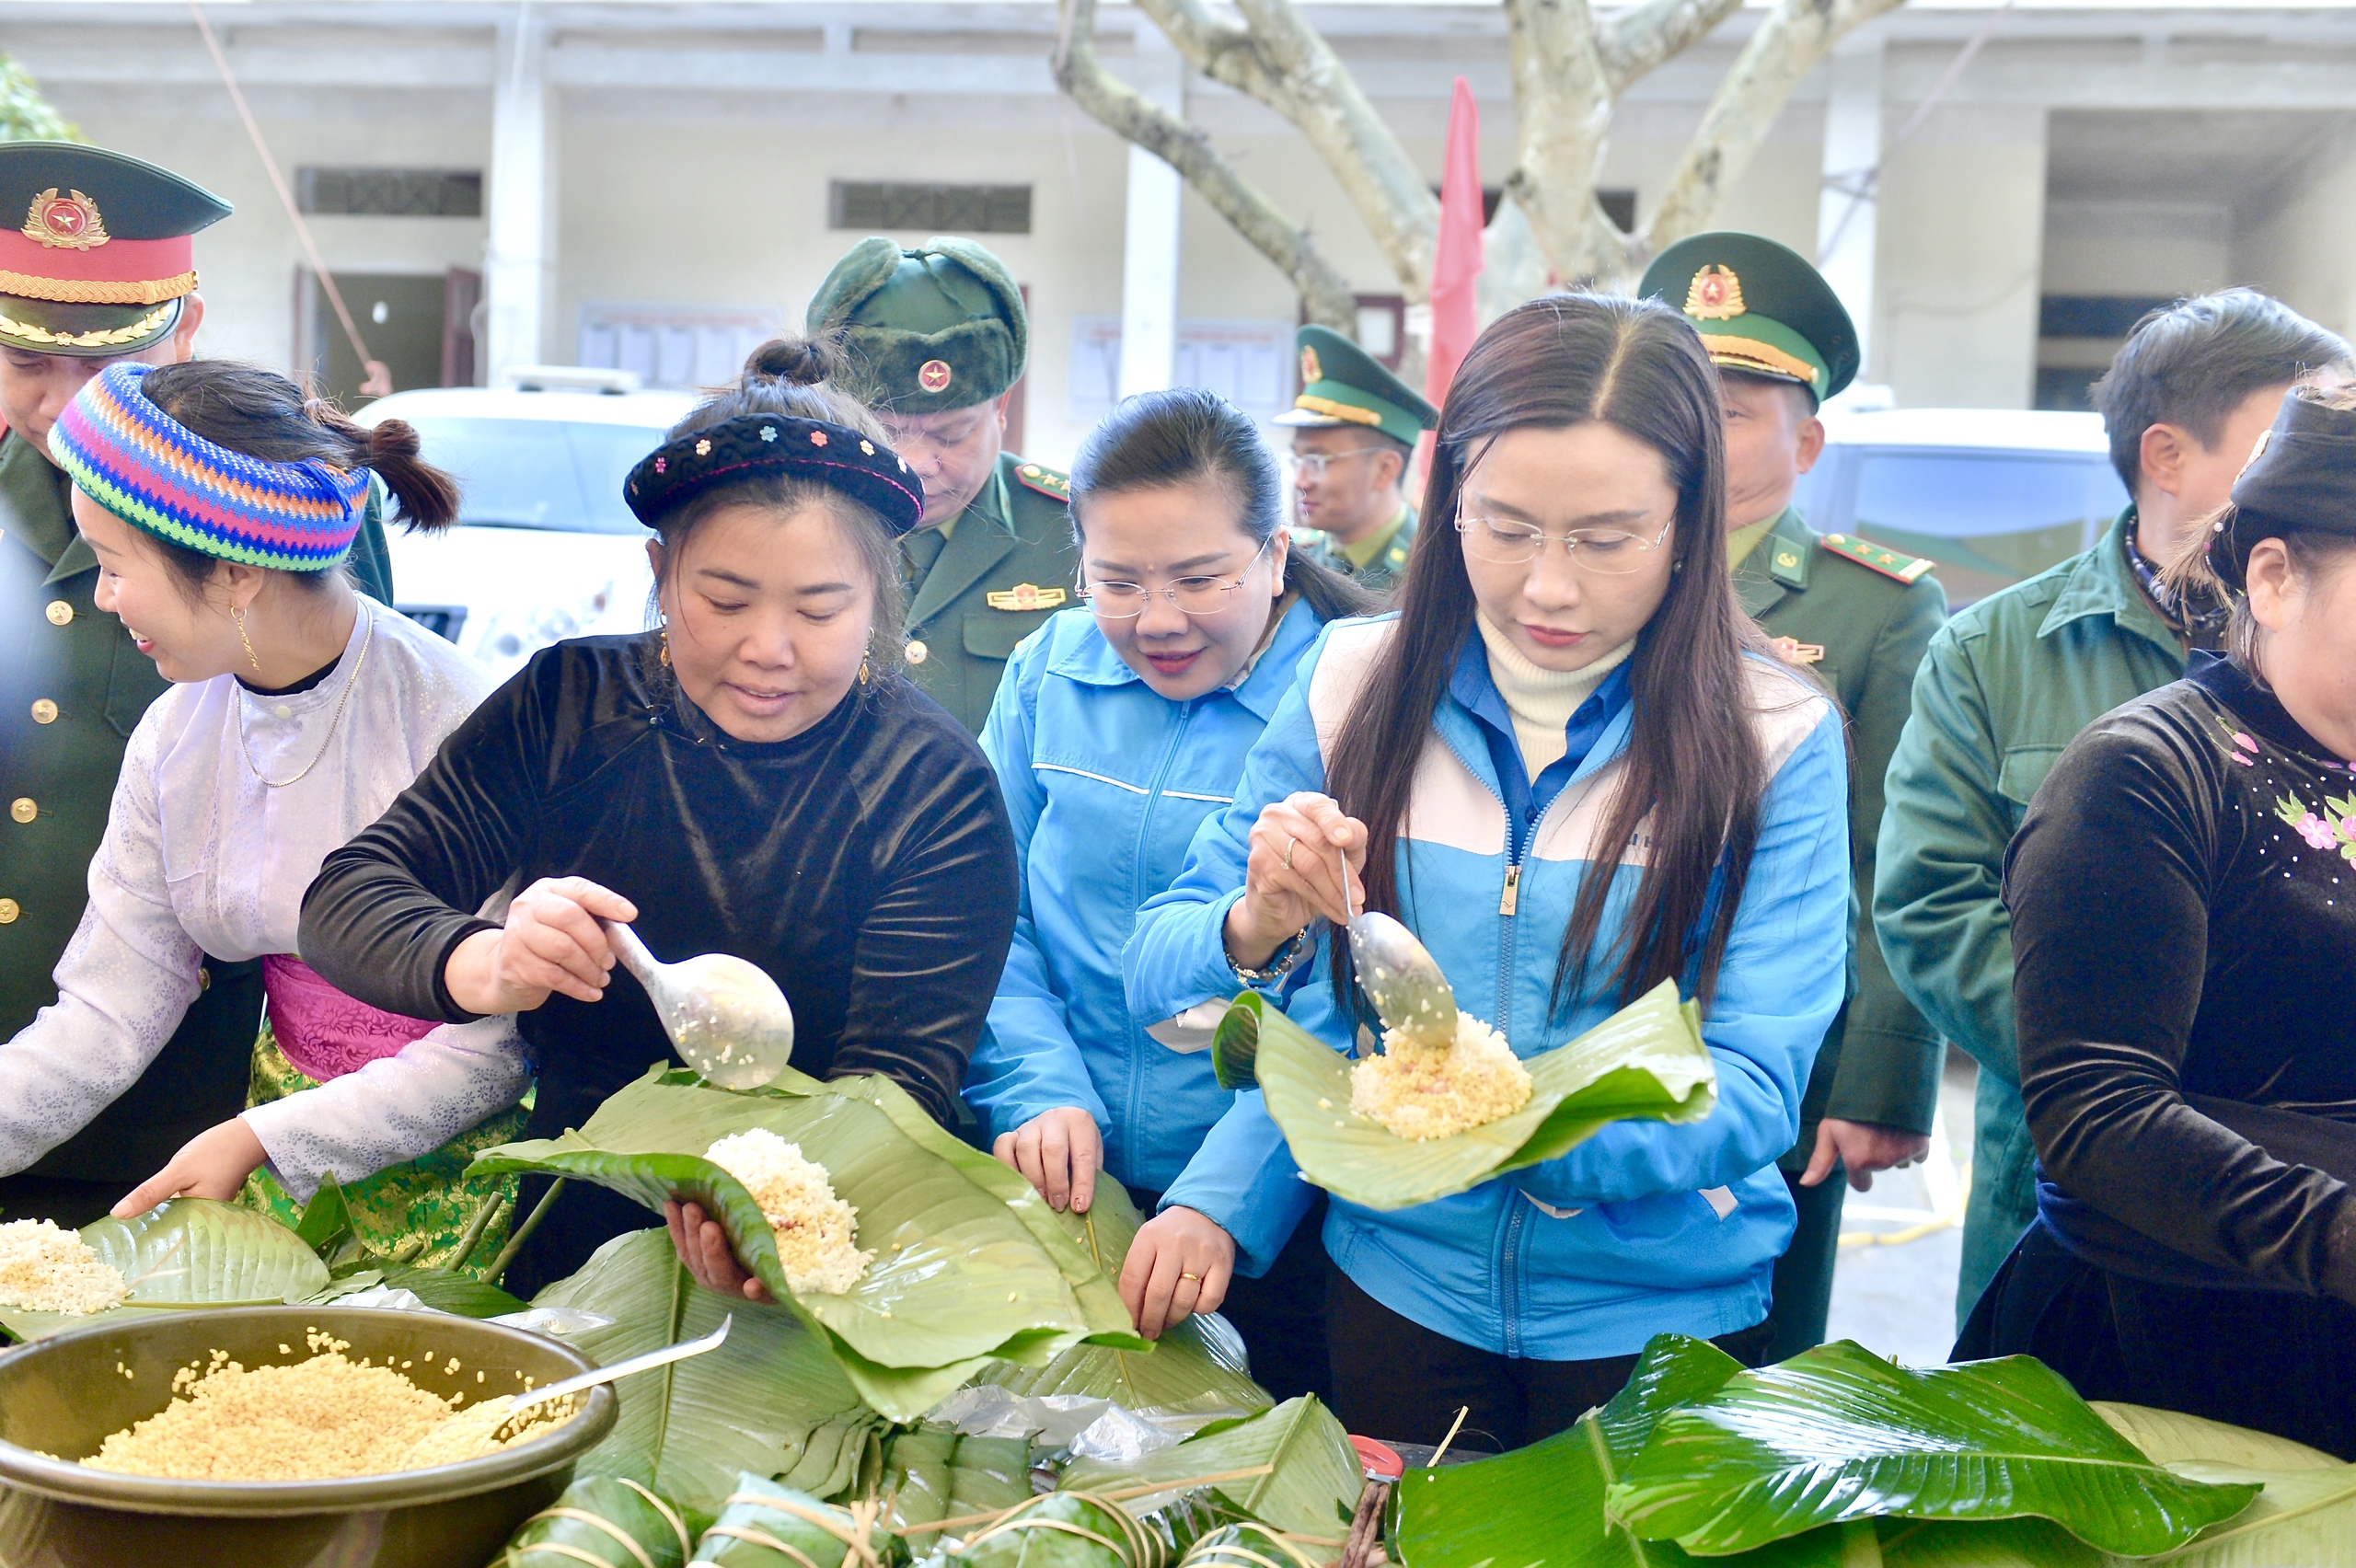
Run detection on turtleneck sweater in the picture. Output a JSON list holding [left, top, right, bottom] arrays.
[[1475, 609, 1634, 779]]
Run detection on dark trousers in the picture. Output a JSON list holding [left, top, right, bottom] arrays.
[[1958, 1217, 2356, 1460], [1325, 1264, 1774, 1453], [1137, 1188, 1334, 1408], [1763, 1165, 1846, 1363]]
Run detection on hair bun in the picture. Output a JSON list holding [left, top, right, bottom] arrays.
[[366, 418, 423, 463], [745, 334, 839, 388]]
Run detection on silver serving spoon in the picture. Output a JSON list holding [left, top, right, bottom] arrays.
[[602, 920, 794, 1090], [1334, 847, 1457, 1053], [484, 1314, 733, 1441]]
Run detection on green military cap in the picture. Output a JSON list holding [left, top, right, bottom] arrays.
[[1273, 324, 1438, 447], [806, 236, 1026, 414], [0, 142, 230, 358], [1639, 231, 1859, 405]]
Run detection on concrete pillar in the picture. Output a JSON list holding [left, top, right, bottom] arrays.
[[1117, 27, 1184, 398], [486, 10, 554, 381], [1817, 33, 1885, 380]]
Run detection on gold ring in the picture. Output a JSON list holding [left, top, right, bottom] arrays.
[[1179, 1271, 1202, 1282], [1282, 837, 1298, 871]]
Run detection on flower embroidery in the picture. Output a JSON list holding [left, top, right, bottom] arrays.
[[760, 425, 778, 443], [2297, 813, 2338, 850], [810, 430, 829, 447], [653, 457, 666, 473], [695, 439, 712, 456], [860, 440, 875, 455], [2235, 732, 2260, 754]]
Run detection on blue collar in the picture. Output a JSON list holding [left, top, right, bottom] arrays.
[[1046, 596, 1322, 721], [1448, 630, 1635, 848]]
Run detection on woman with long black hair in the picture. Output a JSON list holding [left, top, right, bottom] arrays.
[[966, 387, 1376, 1400], [1124, 294, 1851, 1450]]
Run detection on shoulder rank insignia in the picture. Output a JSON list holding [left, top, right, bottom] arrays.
[[1013, 461, 1071, 502], [987, 582, 1067, 612], [1821, 532, 1934, 584], [1768, 636, 1826, 666]]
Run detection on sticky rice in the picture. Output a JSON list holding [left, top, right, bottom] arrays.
[[0, 1218, 128, 1316], [1349, 1012, 1534, 1140], [704, 1128, 874, 1295]]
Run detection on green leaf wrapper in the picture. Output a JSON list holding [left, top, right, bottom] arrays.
[[691, 1474, 901, 1568], [1061, 1396, 1362, 1545], [497, 1474, 697, 1568], [1208, 980, 1717, 1211], [0, 1198, 330, 1341]]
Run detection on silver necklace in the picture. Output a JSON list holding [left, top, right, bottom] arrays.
[[237, 608, 376, 789]]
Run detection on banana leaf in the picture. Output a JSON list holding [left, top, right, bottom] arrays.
[[497, 1474, 698, 1568], [976, 1181, 1271, 1424], [532, 1228, 885, 1519], [881, 1427, 1034, 1533], [943, 1493, 1165, 1568], [0, 1198, 330, 1341], [1605, 1340, 2260, 1557], [1178, 1521, 1333, 1568], [1388, 1333, 1857, 1568], [475, 1066, 1144, 1420], [691, 1474, 901, 1568], [1207, 981, 1717, 1211], [1060, 1395, 1361, 1545]]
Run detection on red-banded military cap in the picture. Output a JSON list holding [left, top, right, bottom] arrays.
[[0, 142, 231, 359]]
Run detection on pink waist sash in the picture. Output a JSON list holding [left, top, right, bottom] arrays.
[[262, 954, 440, 1083]]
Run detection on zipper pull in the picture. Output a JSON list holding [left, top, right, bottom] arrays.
[[1500, 862, 1521, 917]]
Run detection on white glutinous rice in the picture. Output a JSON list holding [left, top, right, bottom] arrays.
[[0, 1218, 128, 1315], [1349, 1012, 1535, 1140], [703, 1129, 874, 1295]]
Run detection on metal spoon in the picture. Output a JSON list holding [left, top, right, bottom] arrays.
[[1334, 847, 1457, 1053], [602, 920, 794, 1090], [487, 1314, 733, 1441]]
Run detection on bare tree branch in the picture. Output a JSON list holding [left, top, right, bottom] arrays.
[[1644, 0, 1905, 259], [1138, 0, 1439, 294], [1053, 0, 1357, 329], [1499, 0, 1615, 284], [1600, 0, 1748, 94]]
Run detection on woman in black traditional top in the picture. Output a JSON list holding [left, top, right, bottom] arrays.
[[1968, 385, 2356, 1456], [299, 338, 1019, 1297]]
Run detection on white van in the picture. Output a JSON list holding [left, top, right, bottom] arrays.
[[1796, 409, 2130, 609], [356, 384, 695, 678]]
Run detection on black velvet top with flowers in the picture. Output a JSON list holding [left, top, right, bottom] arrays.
[[2005, 652, 2356, 1300]]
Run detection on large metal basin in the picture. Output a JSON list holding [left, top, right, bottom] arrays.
[[0, 1305, 617, 1568]]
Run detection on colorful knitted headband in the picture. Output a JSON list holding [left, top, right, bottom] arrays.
[[625, 412, 926, 536], [49, 361, 372, 571]]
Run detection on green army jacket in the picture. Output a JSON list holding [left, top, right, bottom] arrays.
[[0, 428, 392, 1184], [1874, 510, 2185, 1310], [896, 449, 1078, 735], [1296, 503, 1415, 594], [1735, 507, 1948, 1167]]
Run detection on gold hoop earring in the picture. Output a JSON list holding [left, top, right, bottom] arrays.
[[231, 605, 260, 673]]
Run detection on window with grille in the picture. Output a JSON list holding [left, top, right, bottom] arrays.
[[297, 169, 483, 218], [827, 181, 1032, 235]]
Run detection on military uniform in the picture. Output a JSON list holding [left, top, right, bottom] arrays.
[[1275, 325, 1435, 598], [808, 236, 1075, 735], [1644, 232, 1947, 1361], [0, 144, 391, 1224]]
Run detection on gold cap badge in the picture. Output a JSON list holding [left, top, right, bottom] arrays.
[[1299, 345, 1322, 384], [918, 359, 953, 394], [23, 189, 109, 251], [1685, 264, 1745, 321]]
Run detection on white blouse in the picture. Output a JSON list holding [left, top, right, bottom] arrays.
[[0, 600, 530, 1198]]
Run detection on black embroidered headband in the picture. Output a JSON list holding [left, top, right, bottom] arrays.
[[624, 413, 926, 536], [2211, 387, 2356, 588]]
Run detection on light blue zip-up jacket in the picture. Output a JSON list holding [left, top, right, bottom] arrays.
[[966, 597, 1332, 1197], [1126, 616, 1851, 1359]]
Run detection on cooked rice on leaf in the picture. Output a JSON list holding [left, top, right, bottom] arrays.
[[0, 1218, 129, 1315], [1349, 1012, 1534, 1140], [704, 1129, 874, 1295]]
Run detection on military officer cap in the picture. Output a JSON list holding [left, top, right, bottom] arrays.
[[0, 142, 230, 359], [806, 236, 1026, 415], [1640, 231, 1859, 406], [1273, 323, 1438, 448]]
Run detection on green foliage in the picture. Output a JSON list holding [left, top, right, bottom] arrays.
[[0, 1198, 329, 1341], [1061, 1396, 1363, 1545], [882, 1427, 1034, 1534], [0, 56, 74, 143], [690, 1474, 902, 1567], [1209, 982, 1716, 1211], [496, 1474, 698, 1568], [476, 1066, 1143, 1421]]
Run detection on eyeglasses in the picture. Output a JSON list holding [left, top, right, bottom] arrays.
[[1454, 514, 1675, 574], [1285, 448, 1388, 481], [1083, 538, 1274, 619]]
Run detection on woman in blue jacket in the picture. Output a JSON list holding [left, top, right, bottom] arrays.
[[1123, 295, 1851, 1450], [968, 388, 1377, 1401]]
